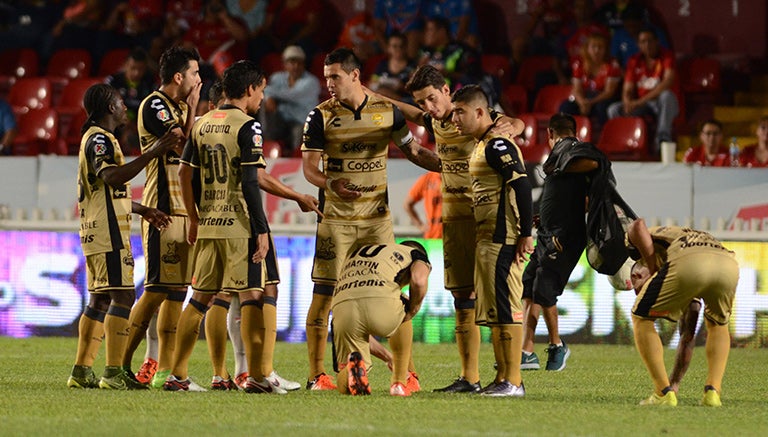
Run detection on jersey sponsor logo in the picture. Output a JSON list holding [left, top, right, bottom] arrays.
[[335, 278, 386, 292], [113, 185, 128, 199], [345, 157, 385, 172], [212, 111, 226, 118], [198, 122, 231, 135], [444, 185, 469, 194], [437, 143, 459, 154], [474, 192, 493, 205], [199, 217, 237, 226], [94, 143, 107, 156], [341, 141, 377, 153], [80, 234, 95, 244], [371, 113, 383, 126], [492, 139, 508, 151], [331, 117, 342, 128], [326, 158, 343, 172], [157, 109, 171, 122], [123, 254, 134, 266], [161, 241, 181, 264], [442, 161, 469, 173], [393, 251, 404, 262]]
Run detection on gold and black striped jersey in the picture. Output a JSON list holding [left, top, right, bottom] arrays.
[[138, 90, 189, 216], [180, 105, 267, 239], [424, 111, 502, 222], [333, 243, 431, 304], [302, 94, 413, 223], [77, 125, 132, 255], [469, 134, 528, 244]]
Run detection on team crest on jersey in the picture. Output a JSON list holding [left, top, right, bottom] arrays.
[[371, 113, 383, 126], [94, 143, 107, 156], [157, 109, 171, 122], [316, 237, 336, 260], [162, 241, 181, 264], [123, 254, 134, 266]]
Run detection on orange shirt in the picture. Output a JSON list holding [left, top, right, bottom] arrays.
[[407, 172, 443, 239]]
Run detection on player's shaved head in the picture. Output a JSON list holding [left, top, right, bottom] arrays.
[[450, 84, 489, 109]]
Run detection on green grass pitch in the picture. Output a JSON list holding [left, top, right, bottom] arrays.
[[1, 337, 766, 436]]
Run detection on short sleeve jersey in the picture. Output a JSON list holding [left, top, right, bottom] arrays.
[[333, 243, 431, 304], [180, 105, 266, 239], [571, 57, 621, 93], [624, 48, 675, 98], [640, 226, 735, 267], [682, 145, 729, 167], [302, 94, 412, 223], [739, 145, 768, 168], [469, 134, 528, 244], [423, 111, 501, 222], [138, 90, 189, 216], [77, 125, 132, 255]]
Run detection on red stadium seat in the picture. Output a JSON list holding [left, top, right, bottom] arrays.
[[260, 52, 284, 78], [46, 48, 93, 98], [532, 84, 572, 114], [514, 113, 538, 148], [0, 48, 40, 97], [516, 55, 555, 91], [97, 48, 131, 77], [56, 78, 103, 118], [407, 120, 432, 149], [262, 140, 283, 160], [481, 54, 512, 87], [62, 109, 88, 155], [572, 115, 592, 143], [596, 116, 648, 160], [8, 77, 53, 115], [680, 57, 721, 94], [12, 108, 61, 155], [500, 84, 528, 115]]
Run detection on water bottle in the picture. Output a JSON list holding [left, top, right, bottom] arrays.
[[729, 137, 740, 167]]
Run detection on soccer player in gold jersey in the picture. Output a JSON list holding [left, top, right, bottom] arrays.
[[452, 85, 533, 397], [626, 219, 738, 407], [68, 84, 179, 390], [372, 64, 524, 392], [301, 48, 440, 390], [122, 46, 203, 388]]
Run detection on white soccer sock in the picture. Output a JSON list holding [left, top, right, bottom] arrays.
[[144, 312, 159, 361], [227, 294, 247, 376]]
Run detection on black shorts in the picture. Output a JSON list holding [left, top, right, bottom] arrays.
[[522, 232, 585, 307]]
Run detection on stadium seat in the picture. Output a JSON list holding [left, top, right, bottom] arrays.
[[262, 140, 282, 160], [62, 109, 88, 155], [680, 57, 721, 94], [12, 108, 61, 155], [596, 116, 648, 160], [573, 115, 592, 142], [500, 84, 528, 115], [97, 48, 131, 77], [260, 52, 284, 78], [516, 55, 556, 91], [481, 54, 512, 87], [8, 77, 53, 115], [407, 120, 432, 149], [514, 113, 538, 148], [56, 78, 102, 119], [46, 48, 93, 97], [532, 84, 573, 114], [0, 48, 40, 97]]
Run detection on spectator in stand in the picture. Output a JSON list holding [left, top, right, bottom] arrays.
[[182, 0, 248, 64], [373, 0, 424, 60], [42, 0, 106, 62], [337, 2, 379, 65], [0, 98, 17, 155], [260, 45, 321, 154], [368, 33, 415, 103], [593, 0, 650, 33], [419, 16, 494, 104], [106, 47, 157, 156], [565, 0, 610, 63], [100, 0, 164, 51], [683, 119, 729, 167], [740, 116, 768, 168], [262, 0, 322, 60], [607, 27, 678, 154], [610, 4, 669, 68], [523, 0, 574, 60], [404, 172, 442, 239], [421, 0, 479, 49], [559, 32, 620, 132], [224, 0, 270, 62], [0, 1, 63, 52]]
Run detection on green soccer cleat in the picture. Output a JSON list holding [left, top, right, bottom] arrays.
[[701, 388, 722, 407], [99, 366, 149, 390], [67, 365, 99, 389], [521, 351, 541, 370], [639, 391, 678, 407], [151, 369, 171, 389]]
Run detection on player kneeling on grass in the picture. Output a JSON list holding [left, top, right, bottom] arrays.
[[332, 241, 431, 396], [626, 218, 738, 407]]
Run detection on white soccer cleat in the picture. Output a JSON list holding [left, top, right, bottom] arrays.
[[187, 377, 208, 392], [266, 370, 301, 391]]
